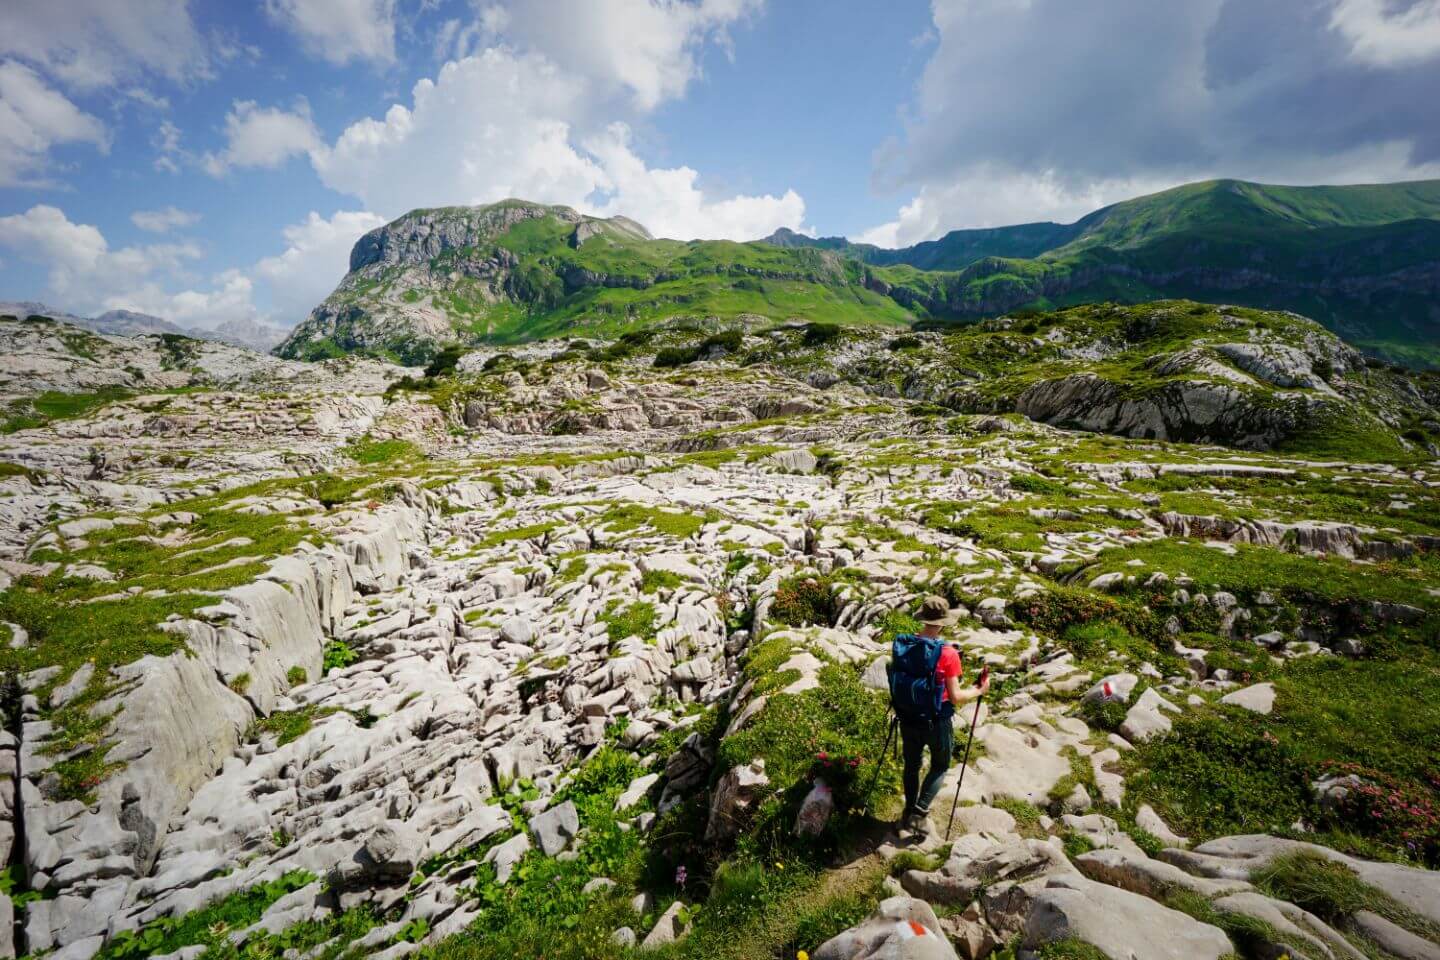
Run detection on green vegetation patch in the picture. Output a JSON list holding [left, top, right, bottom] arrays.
[[769, 573, 838, 627], [2, 387, 132, 434], [345, 436, 422, 465], [600, 599, 659, 646], [97, 871, 318, 960], [596, 503, 709, 540]]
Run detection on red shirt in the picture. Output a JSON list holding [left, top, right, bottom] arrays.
[[937, 646, 962, 702]]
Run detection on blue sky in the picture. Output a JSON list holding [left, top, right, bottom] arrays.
[[2, 0, 1439, 332]]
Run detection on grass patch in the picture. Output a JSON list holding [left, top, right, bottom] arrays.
[[597, 504, 708, 540], [345, 436, 422, 465], [97, 871, 318, 960], [600, 599, 659, 646], [1254, 852, 1440, 944]]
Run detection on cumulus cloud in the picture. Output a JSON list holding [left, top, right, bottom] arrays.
[[264, 0, 398, 65], [131, 206, 201, 233], [0, 205, 201, 305], [584, 123, 804, 240], [863, 0, 1440, 244], [0, 0, 210, 91], [479, 0, 762, 109], [312, 49, 601, 211], [0, 204, 390, 331], [0, 60, 109, 187], [203, 99, 323, 176], [106, 270, 263, 331], [311, 47, 806, 240], [255, 209, 388, 324], [1331, 0, 1440, 67]]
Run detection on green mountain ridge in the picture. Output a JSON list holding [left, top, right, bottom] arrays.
[[276, 179, 1440, 366]]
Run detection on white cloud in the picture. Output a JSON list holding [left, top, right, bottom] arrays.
[[0, 204, 393, 332], [311, 49, 605, 211], [0, 0, 210, 91], [153, 118, 185, 173], [584, 123, 803, 239], [255, 209, 388, 323], [203, 99, 323, 176], [0, 60, 108, 187], [855, 168, 1181, 248], [311, 48, 807, 240], [265, 0, 398, 65], [861, 0, 1440, 244], [0, 205, 200, 305], [106, 270, 263, 331], [1331, 0, 1440, 67], [480, 0, 762, 110], [131, 206, 201, 233]]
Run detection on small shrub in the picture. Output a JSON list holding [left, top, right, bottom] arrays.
[[1314, 762, 1440, 864], [323, 640, 358, 673], [801, 322, 842, 347], [1078, 695, 1128, 733], [654, 345, 699, 368], [640, 568, 684, 594], [873, 608, 922, 639], [699, 329, 744, 355], [1128, 710, 1314, 839], [424, 345, 466, 378], [286, 665, 308, 686], [770, 574, 837, 627], [345, 437, 420, 464]]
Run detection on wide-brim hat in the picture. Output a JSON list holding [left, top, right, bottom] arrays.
[[918, 594, 959, 625]]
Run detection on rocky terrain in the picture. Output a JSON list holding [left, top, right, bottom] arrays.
[[0, 304, 287, 355], [1, 302, 1438, 960]]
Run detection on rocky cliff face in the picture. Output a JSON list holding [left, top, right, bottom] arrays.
[[276, 202, 660, 364]]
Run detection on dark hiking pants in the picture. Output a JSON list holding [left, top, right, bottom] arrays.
[[900, 713, 954, 816]]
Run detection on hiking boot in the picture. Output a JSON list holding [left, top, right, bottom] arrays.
[[898, 809, 929, 841]]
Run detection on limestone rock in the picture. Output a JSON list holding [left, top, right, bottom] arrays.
[[813, 896, 958, 960], [1023, 873, 1233, 959]]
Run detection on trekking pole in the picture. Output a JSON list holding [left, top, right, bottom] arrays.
[[862, 712, 898, 815], [945, 665, 989, 842]]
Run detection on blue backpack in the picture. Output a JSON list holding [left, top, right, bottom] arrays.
[[888, 634, 953, 725]]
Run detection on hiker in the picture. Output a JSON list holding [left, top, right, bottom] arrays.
[[889, 595, 989, 835]]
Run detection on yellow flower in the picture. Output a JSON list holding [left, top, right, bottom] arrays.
[[798, 952, 809, 960], [775, 861, 784, 870]]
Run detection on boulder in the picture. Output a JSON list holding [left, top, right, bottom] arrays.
[[813, 896, 958, 960], [482, 832, 531, 885], [615, 773, 660, 813], [328, 821, 423, 889], [1351, 909, 1440, 960], [1023, 873, 1232, 959], [1212, 891, 1367, 960], [641, 901, 689, 949], [1082, 674, 1137, 705], [704, 760, 768, 843], [794, 780, 834, 837], [1220, 682, 1275, 715], [529, 800, 579, 857]]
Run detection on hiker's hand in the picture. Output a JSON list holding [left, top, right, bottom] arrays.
[[977, 673, 991, 696]]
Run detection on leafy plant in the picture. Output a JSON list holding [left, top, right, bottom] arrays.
[[770, 574, 837, 627], [323, 640, 358, 673]]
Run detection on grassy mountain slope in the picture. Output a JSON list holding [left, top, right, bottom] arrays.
[[279, 180, 1440, 366], [277, 201, 913, 364], [872, 179, 1440, 361]]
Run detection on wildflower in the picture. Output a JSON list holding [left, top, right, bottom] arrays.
[[775, 861, 784, 870], [675, 865, 688, 890], [798, 952, 809, 960]]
